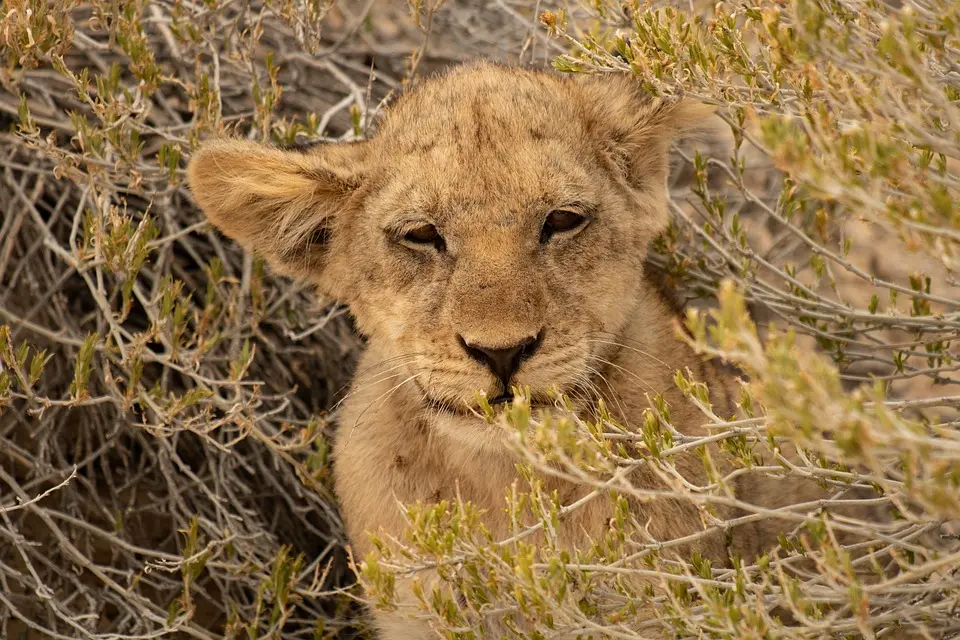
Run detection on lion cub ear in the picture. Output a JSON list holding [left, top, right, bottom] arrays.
[[187, 139, 368, 294], [645, 95, 717, 139], [576, 74, 716, 190]]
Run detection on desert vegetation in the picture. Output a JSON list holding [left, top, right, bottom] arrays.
[[1, 0, 959, 638]]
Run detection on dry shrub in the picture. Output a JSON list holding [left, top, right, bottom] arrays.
[[1, 0, 959, 639]]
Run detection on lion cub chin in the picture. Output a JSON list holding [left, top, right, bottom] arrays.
[[188, 62, 836, 638]]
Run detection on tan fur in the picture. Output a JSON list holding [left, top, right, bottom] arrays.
[[188, 63, 834, 638]]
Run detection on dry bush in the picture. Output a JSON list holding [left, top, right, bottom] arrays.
[[1, 0, 959, 639]]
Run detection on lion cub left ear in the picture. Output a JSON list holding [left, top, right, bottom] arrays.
[[644, 95, 717, 139], [577, 74, 717, 190], [187, 139, 369, 297]]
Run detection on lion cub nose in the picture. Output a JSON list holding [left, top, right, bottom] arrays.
[[459, 333, 543, 387]]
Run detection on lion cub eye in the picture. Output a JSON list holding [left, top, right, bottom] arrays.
[[401, 223, 446, 252], [540, 210, 590, 244]]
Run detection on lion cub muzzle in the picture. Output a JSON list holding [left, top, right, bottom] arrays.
[[458, 331, 544, 401]]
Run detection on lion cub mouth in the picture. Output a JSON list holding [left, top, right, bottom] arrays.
[[422, 388, 557, 418]]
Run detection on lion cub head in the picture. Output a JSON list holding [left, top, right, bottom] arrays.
[[188, 62, 710, 423]]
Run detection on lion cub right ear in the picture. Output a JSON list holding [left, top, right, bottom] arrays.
[[187, 139, 368, 295]]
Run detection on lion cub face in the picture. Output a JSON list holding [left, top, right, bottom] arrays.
[[189, 63, 709, 428]]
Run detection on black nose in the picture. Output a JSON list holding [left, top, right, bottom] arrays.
[[459, 332, 543, 387]]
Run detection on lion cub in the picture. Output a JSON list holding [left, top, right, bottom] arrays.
[[188, 63, 820, 638]]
